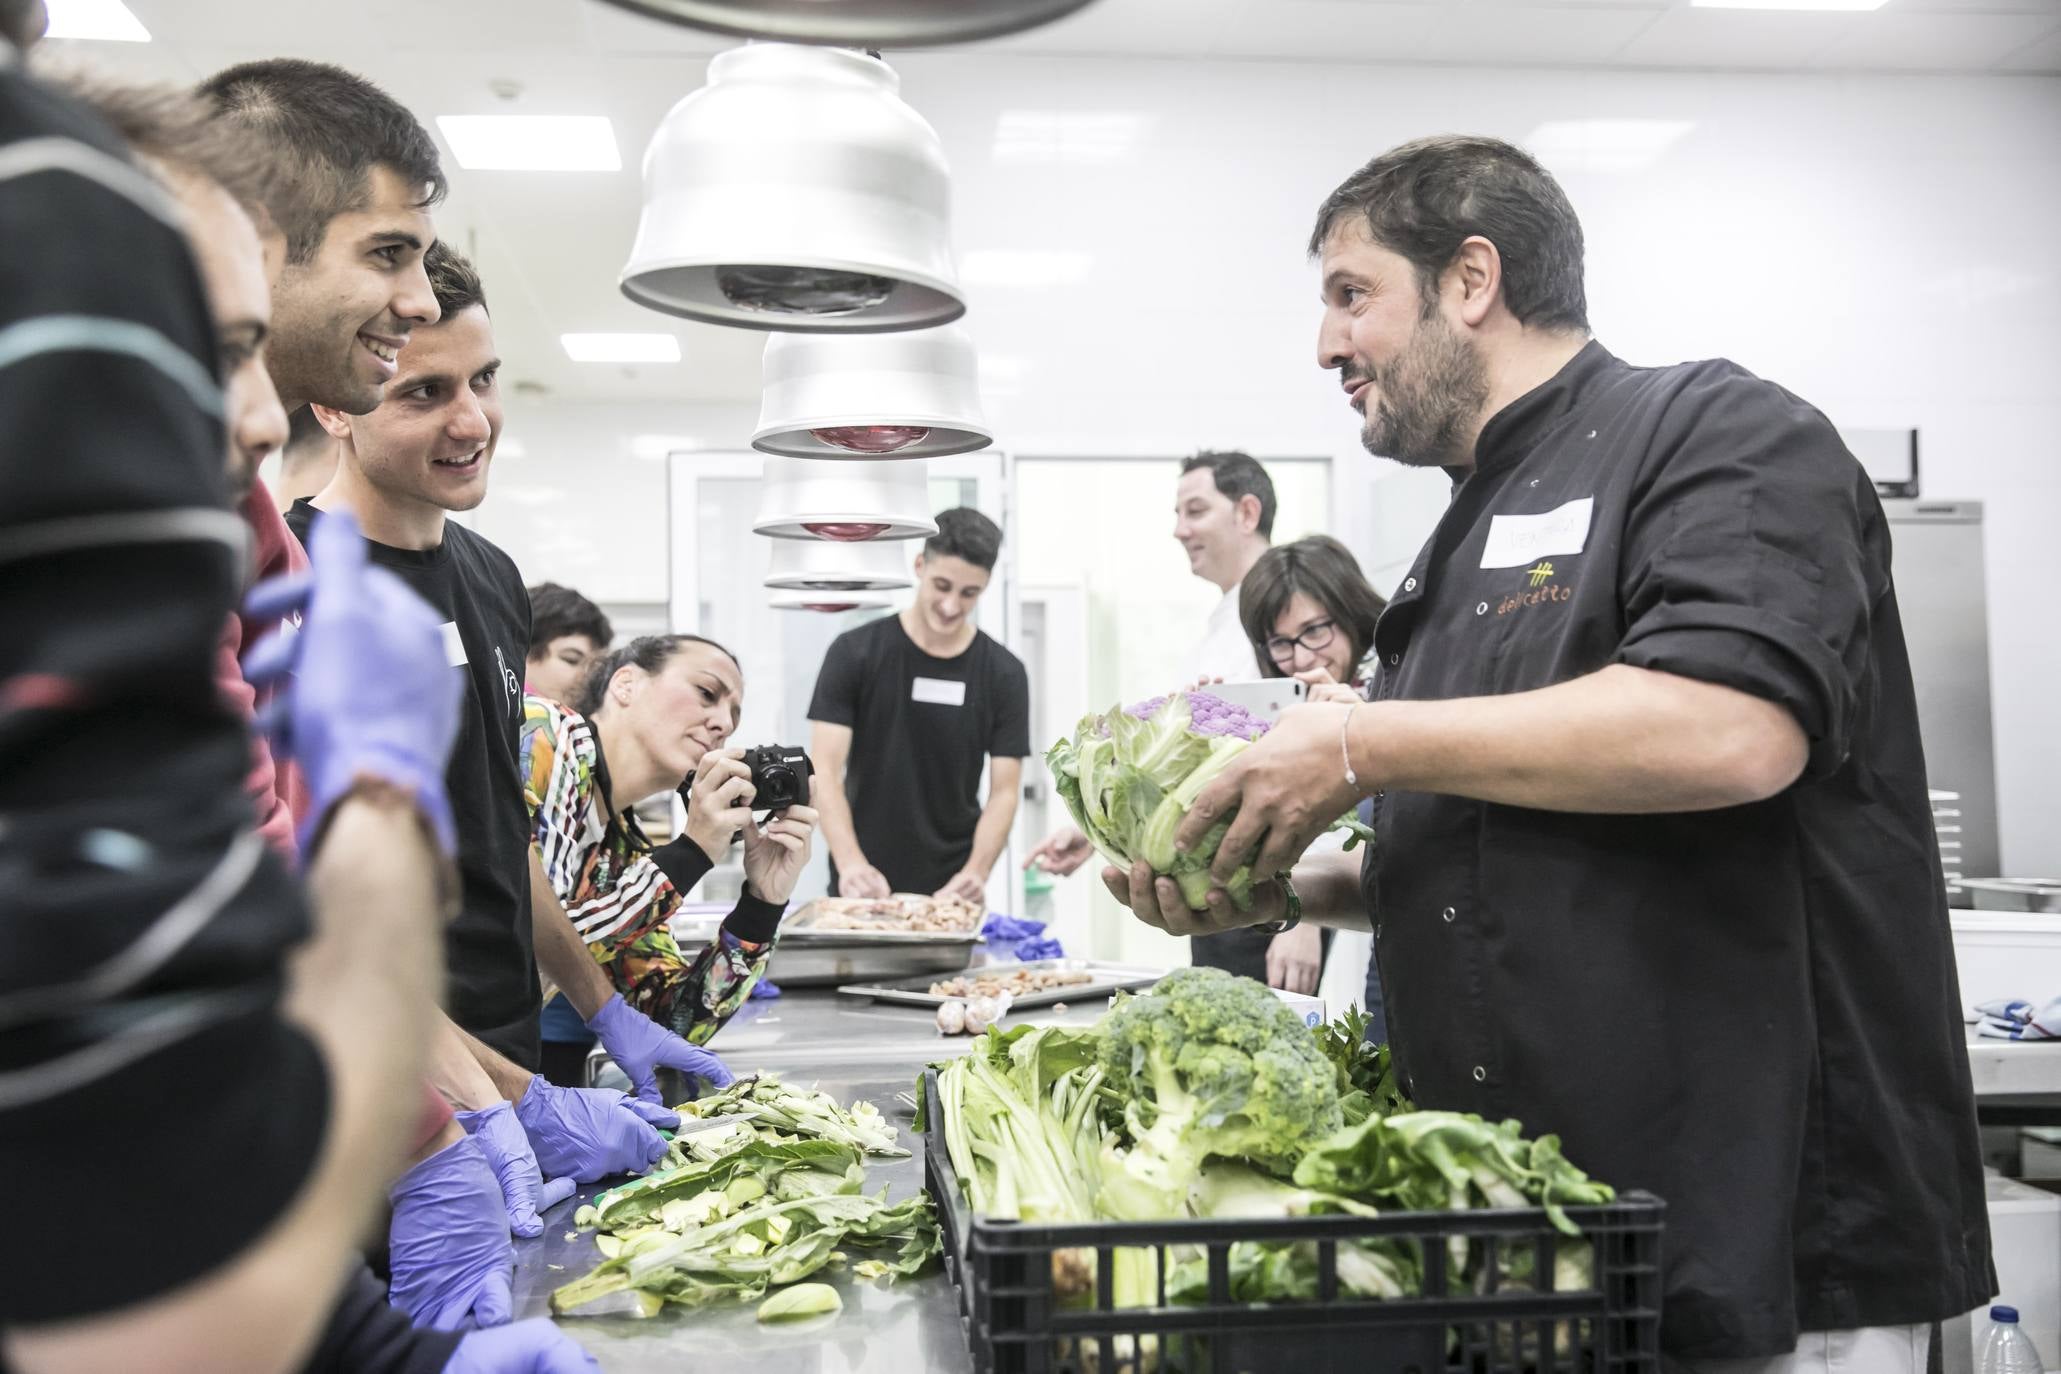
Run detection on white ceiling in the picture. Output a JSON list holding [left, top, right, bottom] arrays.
[[41, 0, 2061, 407]]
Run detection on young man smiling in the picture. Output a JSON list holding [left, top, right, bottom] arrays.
[[810, 507, 1030, 903], [292, 243, 732, 1187], [200, 59, 442, 418]]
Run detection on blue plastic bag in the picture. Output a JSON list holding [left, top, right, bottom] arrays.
[[980, 913, 1065, 963]]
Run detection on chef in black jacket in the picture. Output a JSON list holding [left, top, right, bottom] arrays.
[[1103, 134, 1991, 1372]]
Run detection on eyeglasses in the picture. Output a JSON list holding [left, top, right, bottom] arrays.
[[1265, 618, 1337, 665]]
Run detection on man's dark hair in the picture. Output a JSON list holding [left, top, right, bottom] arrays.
[[197, 59, 444, 265], [1239, 535, 1389, 681], [425, 240, 486, 318], [576, 633, 736, 718], [527, 583, 613, 659], [1308, 135, 1589, 333], [923, 507, 1003, 572], [1180, 450, 1276, 540]]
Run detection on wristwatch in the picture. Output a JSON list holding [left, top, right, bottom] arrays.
[[1253, 876, 1302, 935]]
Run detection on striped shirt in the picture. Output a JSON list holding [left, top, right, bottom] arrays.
[[521, 696, 775, 1042], [0, 41, 325, 1325]]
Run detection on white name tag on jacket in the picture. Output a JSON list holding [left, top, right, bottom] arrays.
[[441, 621, 468, 667], [911, 676, 967, 706], [1480, 497, 1594, 569]]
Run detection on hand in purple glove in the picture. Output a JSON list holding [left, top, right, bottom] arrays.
[[388, 1133, 513, 1331], [514, 1075, 678, 1182], [456, 1100, 578, 1239], [242, 508, 462, 856], [586, 993, 737, 1106], [445, 1319, 600, 1374]]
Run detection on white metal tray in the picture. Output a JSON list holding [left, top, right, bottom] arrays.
[[836, 958, 1168, 1010]]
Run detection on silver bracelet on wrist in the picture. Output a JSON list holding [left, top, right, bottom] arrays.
[[1340, 702, 1361, 790]]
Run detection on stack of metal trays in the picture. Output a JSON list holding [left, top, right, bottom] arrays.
[[668, 900, 982, 988], [1959, 879, 2061, 914]]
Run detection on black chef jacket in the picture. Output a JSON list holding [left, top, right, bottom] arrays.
[[1364, 341, 1992, 1360]]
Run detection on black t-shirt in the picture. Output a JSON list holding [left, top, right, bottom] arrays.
[[1363, 341, 1991, 1359], [287, 502, 539, 1065], [807, 614, 1029, 895]]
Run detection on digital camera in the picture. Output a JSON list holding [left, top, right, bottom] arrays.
[[742, 744, 813, 812]]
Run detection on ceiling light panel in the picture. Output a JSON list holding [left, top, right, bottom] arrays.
[[436, 116, 622, 172], [41, 0, 150, 41], [561, 333, 681, 363]]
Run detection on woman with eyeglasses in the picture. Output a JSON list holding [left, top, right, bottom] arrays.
[[1239, 535, 1390, 1038]]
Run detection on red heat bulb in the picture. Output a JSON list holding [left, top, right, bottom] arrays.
[[803, 521, 891, 541], [810, 425, 932, 454]]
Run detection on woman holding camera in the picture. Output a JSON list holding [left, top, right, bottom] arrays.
[[522, 634, 818, 1086]]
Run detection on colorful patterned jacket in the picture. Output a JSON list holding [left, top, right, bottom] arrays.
[[520, 696, 781, 1042]]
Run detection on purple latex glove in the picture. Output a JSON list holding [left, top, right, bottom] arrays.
[[242, 508, 461, 856], [445, 1319, 601, 1374], [514, 1075, 678, 1182], [456, 1100, 577, 1239], [585, 993, 737, 1106], [388, 1134, 513, 1331]]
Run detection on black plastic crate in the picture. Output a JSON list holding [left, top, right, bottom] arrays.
[[921, 1070, 1664, 1374]]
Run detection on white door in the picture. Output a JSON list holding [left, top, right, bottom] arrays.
[[666, 449, 1017, 909]]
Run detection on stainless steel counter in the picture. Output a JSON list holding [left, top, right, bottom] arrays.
[[509, 989, 1110, 1371], [510, 990, 2061, 1368]]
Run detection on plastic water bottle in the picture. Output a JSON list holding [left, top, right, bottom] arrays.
[[1979, 1305, 2045, 1374]]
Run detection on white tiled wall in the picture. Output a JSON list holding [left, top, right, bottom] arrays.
[[472, 56, 2061, 875]]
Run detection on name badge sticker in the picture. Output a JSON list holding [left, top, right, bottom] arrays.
[[912, 676, 967, 707], [1479, 497, 1594, 570], [441, 621, 469, 667]]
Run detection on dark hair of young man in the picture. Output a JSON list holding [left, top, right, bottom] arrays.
[[197, 59, 445, 264], [1179, 449, 1277, 539], [423, 238, 485, 318], [923, 506, 1003, 572], [1308, 134, 1589, 333], [527, 583, 613, 658], [1238, 534, 1389, 680]]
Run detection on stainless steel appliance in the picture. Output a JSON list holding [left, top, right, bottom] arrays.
[[1885, 500, 2001, 888]]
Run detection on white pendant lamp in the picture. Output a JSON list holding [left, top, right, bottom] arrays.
[[769, 586, 899, 613], [620, 44, 963, 333], [593, 0, 1101, 46], [753, 323, 991, 460], [764, 537, 914, 592], [753, 456, 937, 541]]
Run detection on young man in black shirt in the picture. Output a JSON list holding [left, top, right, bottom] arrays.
[[809, 508, 1031, 901], [1106, 136, 1990, 1370], [293, 243, 729, 1142]]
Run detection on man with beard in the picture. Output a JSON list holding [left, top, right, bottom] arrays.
[[1100, 135, 1990, 1372]]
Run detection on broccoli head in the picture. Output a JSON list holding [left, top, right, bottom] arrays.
[[1098, 968, 1343, 1197]]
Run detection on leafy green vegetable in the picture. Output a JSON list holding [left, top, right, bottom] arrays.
[[553, 1088, 938, 1317], [1293, 1111, 1614, 1238], [1311, 1006, 1412, 1125], [755, 1282, 843, 1322], [676, 1074, 908, 1157], [1047, 691, 1375, 912]]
